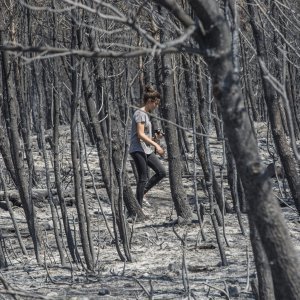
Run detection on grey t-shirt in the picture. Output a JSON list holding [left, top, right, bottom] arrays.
[[129, 109, 153, 154]]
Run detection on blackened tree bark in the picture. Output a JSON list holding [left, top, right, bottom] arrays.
[[32, 59, 66, 265], [0, 126, 17, 185], [225, 141, 245, 235], [172, 61, 190, 157], [156, 0, 300, 299], [249, 214, 275, 300], [41, 60, 53, 130], [191, 1, 300, 299], [194, 58, 230, 214], [240, 40, 260, 122], [0, 165, 27, 255], [286, 60, 300, 139], [153, 6, 193, 222], [0, 31, 41, 263], [50, 0, 78, 263], [19, 5, 38, 184], [81, 62, 137, 262], [247, 0, 300, 215], [201, 84, 229, 218], [84, 25, 145, 221], [0, 234, 7, 269], [70, 17, 94, 270], [150, 12, 190, 223], [161, 54, 193, 222], [183, 55, 228, 224]]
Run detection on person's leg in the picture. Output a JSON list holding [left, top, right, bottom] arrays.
[[131, 152, 148, 207], [144, 152, 166, 194]]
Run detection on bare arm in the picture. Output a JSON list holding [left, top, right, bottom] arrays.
[[137, 122, 165, 156]]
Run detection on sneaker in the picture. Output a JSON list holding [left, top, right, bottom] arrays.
[[127, 214, 148, 223], [143, 196, 151, 207], [127, 217, 137, 224]]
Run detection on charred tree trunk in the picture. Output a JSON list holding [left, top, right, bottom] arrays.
[[249, 214, 275, 300], [247, 0, 300, 215], [240, 39, 260, 122], [226, 141, 245, 235], [0, 126, 17, 185], [157, 1, 300, 299], [70, 18, 94, 270], [84, 26, 144, 221], [161, 53, 193, 222], [194, 58, 230, 214], [50, 0, 78, 263], [0, 233, 7, 269], [33, 60, 66, 265], [0, 31, 41, 263], [154, 6, 193, 223]]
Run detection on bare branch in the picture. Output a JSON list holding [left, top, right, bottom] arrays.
[[0, 43, 203, 61], [259, 58, 300, 161], [253, 0, 300, 59]]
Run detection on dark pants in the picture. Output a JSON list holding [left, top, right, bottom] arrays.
[[131, 151, 166, 207]]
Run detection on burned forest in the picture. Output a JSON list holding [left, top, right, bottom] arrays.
[[0, 1, 299, 299]]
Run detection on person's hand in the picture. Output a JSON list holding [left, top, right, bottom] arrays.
[[154, 129, 165, 140], [155, 144, 165, 157]]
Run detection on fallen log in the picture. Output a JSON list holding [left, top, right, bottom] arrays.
[[0, 189, 74, 210]]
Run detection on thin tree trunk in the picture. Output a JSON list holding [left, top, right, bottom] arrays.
[[0, 127, 17, 185], [0, 167, 27, 255], [84, 26, 144, 220], [195, 58, 230, 214], [161, 53, 193, 221], [34, 61, 66, 266], [51, 0, 78, 263], [0, 233, 7, 269], [0, 31, 41, 263], [205, 80, 228, 266], [70, 18, 94, 270], [240, 40, 260, 122]]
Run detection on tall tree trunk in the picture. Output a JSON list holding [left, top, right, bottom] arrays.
[[0, 126, 17, 185], [70, 17, 94, 270], [247, 0, 300, 215], [286, 60, 300, 139], [240, 39, 260, 122], [50, 0, 78, 263], [194, 58, 230, 214], [248, 214, 275, 300], [154, 6, 193, 222], [84, 25, 144, 221], [0, 31, 41, 263], [33, 60, 66, 266], [226, 141, 245, 235], [0, 233, 7, 269], [157, 1, 300, 298], [162, 53, 193, 222]]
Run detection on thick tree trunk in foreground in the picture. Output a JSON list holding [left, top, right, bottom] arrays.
[[249, 214, 275, 300], [157, 0, 300, 298], [190, 1, 300, 299]]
